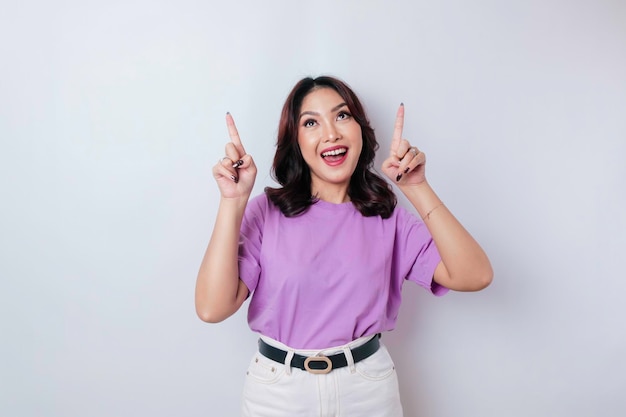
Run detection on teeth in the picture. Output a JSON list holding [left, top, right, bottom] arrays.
[[322, 148, 347, 157]]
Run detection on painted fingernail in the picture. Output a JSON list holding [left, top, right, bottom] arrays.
[[404, 167, 410, 174], [396, 173, 402, 182], [226, 111, 230, 115], [232, 159, 244, 168], [400, 102, 404, 106], [230, 175, 238, 183]]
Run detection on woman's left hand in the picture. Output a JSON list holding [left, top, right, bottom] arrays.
[[381, 104, 427, 186]]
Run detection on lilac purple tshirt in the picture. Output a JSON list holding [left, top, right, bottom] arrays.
[[238, 193, 446, 349]]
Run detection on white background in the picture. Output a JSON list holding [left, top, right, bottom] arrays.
[[1, 1, 625, 416]]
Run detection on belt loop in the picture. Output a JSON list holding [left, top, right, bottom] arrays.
[[284, 350, 295, 376], [343, 346, 356, 374]]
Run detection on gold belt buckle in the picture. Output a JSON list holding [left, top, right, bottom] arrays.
[[304, 355, 332, 374]]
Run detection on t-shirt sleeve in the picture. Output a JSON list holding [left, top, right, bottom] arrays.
[[395, 207, 448, 296], [238, 194, 266, 293]]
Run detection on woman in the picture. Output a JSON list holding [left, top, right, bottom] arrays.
[[195, 76, 493, 416]]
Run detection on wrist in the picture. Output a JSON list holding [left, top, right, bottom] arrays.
[[397, 179, 432, 196], [219, 195, 250, 212], [398, 180, 443, 217]]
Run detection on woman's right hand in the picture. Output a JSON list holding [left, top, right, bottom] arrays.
[[212, 113, 257, 199]]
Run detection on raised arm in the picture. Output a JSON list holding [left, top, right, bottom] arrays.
[[195, 113, 257, 322], [381, 104, 493, 291]]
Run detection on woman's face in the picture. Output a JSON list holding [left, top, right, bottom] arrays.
[[297, 87, 363, 199]]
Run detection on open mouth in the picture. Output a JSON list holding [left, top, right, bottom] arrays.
[[321, 147, 348, 163]]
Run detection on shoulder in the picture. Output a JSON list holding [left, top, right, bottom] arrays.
[[382, 204, 412, 224], [241, 194, 278, 238], [392, 204, 415, 222], [386, 204, 428, 235], [245, 192, 282, 221], [247, 193, 269, 211]]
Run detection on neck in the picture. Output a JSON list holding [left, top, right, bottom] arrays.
[[312, 186, 350, 204]]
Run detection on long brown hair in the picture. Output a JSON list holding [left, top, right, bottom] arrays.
[[265, 76, 396, 218]]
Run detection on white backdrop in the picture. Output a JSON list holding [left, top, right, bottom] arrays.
[[1, 1, 625, 416]]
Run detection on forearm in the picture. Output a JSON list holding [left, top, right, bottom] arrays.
[[195, 196, 249, 322], [399, 181, 493, 291]]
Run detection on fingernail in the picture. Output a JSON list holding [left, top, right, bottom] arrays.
[[230, 175, 238, 183], [404, 167, 410, 174], [226, 111, 230, 115], [232, 159, 244, 168], [400, 102, 404, 106], [396, 173, 402, 182]]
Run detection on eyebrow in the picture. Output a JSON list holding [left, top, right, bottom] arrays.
[[299, 102, 348, 120]]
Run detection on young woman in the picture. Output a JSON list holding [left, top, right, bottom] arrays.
[[195, 76, 493, 416]]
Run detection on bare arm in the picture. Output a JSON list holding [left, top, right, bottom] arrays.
[[381, 105, 493, 291], [195, 113, 257, 322], [195, 197, 250, 322], [399, 181, 492, 291]]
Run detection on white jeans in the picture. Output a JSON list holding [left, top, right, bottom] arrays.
[[241, 335, 403, 417]]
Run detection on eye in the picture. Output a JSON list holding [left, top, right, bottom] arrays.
[[303, 118, 317, 128], [337, 111, 351, 121]]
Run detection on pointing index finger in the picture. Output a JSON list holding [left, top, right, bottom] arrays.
[[226, 112, 246, 156], [391, 103, 404, 155]]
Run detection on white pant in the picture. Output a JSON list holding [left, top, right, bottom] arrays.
[[241, 335, 403, 417]]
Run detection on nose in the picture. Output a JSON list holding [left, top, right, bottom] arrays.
[[322, 121, 341, 142]]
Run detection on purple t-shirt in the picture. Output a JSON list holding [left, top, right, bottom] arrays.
[[238, 193, 446, 349]]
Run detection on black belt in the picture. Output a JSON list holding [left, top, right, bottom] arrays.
[[258, 334, 381, 374]]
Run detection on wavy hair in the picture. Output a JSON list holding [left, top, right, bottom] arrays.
[[265, 76, 396, 218]]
